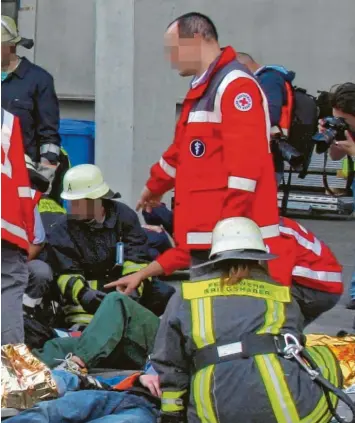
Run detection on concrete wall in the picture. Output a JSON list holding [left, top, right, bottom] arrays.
[[96, 0, 355, 208], [15, 0, 355, 206], [59, 100, 95, 121]]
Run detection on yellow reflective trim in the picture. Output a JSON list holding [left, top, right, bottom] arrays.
[[255, 354, 300, 423], [63, 305, 93, 324], [57, 274, 85, 303], [57, 274, 80, 295], [203, 297, 215, 345], [193, 367, 204, 419], [161, 401, 184, 412], [255, 300, 299, 423], [88, 280, 98, 290], [162, 390, 187, 399], [161, 390, 187, 413], [257, 300, 285, 335], [122, 260, 148, 276], [137, 283, 144, 297], [301, 346, 340, 423], [193, 365, 218, 423], [57, 274, 70, 294], [38, 198, 66, 214], [190, 298, 215, 349], [191, 299, 203, 349], [182, 278, 290, 303], [72, 279, 85, 303], [64, 314, 93, 325]]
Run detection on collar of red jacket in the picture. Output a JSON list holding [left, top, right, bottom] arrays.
[[185, 46, 237, 100]]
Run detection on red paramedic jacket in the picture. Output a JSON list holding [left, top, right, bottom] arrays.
[[268, 217, 343, 294], [146, 47, 280, 275], [1, 109, 35, 252]]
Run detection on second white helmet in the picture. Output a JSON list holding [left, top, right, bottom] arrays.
[[209, 217, 276, 261]]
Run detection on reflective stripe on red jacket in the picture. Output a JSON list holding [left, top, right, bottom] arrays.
[[147, 47, 279, 262], [1, 109, 35, 252], [269, 217, 343, 294]]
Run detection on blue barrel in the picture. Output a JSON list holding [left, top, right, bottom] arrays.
[[59, 119, 95, 167]]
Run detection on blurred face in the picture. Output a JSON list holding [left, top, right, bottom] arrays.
[[1, 43, 12, 68], [164, 23, 203, 77], [333, 108, 355, 132], [69, 198, 104, 221]]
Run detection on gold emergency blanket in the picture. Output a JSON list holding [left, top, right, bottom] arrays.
[[1, 344, 58, 409], [306, 334, 355, 388]]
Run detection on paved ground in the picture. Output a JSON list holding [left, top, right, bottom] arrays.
[[297, 216, 355, 335]]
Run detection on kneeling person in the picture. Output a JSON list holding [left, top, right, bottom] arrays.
[[269, 217, 343, 326], [45, 164, 154, 327], [152, 217, 342, 423]]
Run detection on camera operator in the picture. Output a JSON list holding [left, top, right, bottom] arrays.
[[319, 82, 355, 315], [325, 83, 355, 160]]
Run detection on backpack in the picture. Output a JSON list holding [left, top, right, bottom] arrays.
[[257, 67, 319, 177], [287, 87, 319, 178]]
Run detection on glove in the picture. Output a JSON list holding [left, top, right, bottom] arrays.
[[36, 162, 58, 195], [78, 289, 106, 314]]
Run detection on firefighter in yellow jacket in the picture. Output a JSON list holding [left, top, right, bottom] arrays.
[[151, 217, 343, 423]]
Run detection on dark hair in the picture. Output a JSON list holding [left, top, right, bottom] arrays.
[[168, 12, 218, 41], [330, 82, 355, 116]]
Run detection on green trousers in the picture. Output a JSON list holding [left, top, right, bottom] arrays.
[[33, 292, 160, 370]]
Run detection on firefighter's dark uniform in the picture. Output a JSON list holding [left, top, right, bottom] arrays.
[[152, 266, 342, 423], [45, 200, 152, 326]]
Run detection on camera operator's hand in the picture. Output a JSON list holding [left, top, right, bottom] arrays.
[[335, 130, 355, 156], [318, 119, 326, 133]]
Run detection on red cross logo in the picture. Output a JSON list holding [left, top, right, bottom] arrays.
[[235, 93, 253, 111], [239, 97, 249, 107]]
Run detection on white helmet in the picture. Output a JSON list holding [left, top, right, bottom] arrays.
[[208, 217, 276, 262], [61, 164, 119, 201]]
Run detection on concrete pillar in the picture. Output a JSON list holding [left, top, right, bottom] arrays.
[[95, 0, 135, 205]]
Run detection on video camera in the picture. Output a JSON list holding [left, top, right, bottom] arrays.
[[312, 116, 349, 154]]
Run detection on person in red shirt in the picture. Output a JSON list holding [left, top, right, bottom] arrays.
[[106, 12, 280, 294], [269, 217, 343, 325], [1, 108, 35, 345]]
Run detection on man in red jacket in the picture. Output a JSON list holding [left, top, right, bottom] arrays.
[[269, 217, 343, 325], [1, 108, 35, 345], [106, 12, 280, 294]]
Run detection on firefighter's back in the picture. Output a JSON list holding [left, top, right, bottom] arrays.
[[180, 268, 339, 423], [152, 218, 342, 423]]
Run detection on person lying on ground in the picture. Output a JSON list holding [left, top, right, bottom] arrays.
[[32, 291, 160, 371], [6, 369, 161, 423], [43, 164, 174, 329]]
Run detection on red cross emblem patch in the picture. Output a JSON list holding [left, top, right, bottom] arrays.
[[234, 93, 253, 111]]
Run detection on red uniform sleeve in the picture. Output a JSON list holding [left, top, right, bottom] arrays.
[[146, 142, 178, 195], [220, 77, 270, 219], [11, 117, 35, 243], [156, 247, 191, 275]]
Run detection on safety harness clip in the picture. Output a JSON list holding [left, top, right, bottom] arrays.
[[282, 333, 319, 380]]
